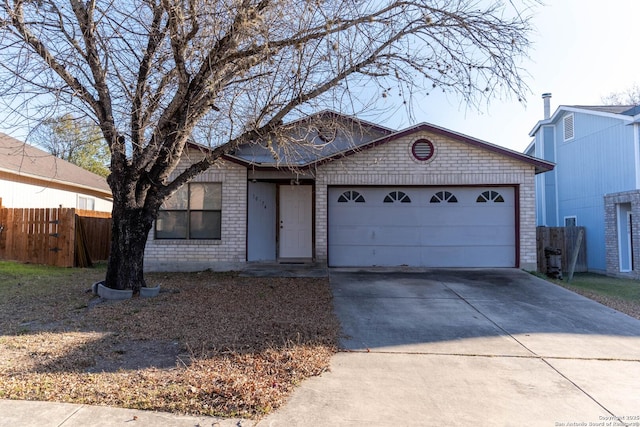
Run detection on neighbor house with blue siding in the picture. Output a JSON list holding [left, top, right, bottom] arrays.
[[526, 94, 640, 277]]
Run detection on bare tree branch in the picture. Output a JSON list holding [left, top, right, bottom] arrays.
[[0, 0, 538, 290]]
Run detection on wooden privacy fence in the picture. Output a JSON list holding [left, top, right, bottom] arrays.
[[536, 226, 587, 275], [75, 209, 112, 267], [0, 205, 111, 268]]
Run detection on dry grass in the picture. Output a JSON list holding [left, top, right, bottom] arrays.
[[0, 263, 340, 418], [542, 272, 640, 321]]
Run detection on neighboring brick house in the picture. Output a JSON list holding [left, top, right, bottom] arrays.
[[526, 94, 640, 277], [144, 112, 553, 272], [0, 132, 112, 210]]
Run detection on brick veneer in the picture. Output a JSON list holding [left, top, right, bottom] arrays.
[[144, 157, 247, 272], [604, 190, 640, 278], [144, 130, 539, 271]]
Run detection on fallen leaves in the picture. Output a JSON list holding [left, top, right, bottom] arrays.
[[0, 267, 340, 418]]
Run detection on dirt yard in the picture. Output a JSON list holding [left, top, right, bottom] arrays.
[[0, 265, 340, 418]]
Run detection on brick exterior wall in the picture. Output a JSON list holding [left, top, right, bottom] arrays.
[[604, 190, 640, 278], [144, 156, 247, 272], [315, 130, 538, 270], [145, 129, 539, 271]]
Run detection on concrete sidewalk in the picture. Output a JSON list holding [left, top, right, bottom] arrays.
[[0, 399, 255, 427]]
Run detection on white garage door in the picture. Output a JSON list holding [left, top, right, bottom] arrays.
[[328, 187, 516, 267]]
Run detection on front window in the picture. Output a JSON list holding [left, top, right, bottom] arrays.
[[155, 183, 222, 239]]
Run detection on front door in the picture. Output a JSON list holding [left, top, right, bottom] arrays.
[[247, 182, 277, 261], [279, 185, 312, 259]]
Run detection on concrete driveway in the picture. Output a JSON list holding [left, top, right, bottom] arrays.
[[258, 269, 640, 427]]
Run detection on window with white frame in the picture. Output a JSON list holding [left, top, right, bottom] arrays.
[[78, 196, 95, 210], [563, 114, 574, 141], [155, 183, 222, 239], [564, 216, 577, 227]]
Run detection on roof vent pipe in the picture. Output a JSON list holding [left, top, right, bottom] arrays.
[[542, 93, 552, 119]]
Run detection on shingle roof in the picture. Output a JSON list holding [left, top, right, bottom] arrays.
[[224, 111, 554, 174], [567, 105, 637, 115], [0, 132, 111, 195], [225, 111, 394, 167]]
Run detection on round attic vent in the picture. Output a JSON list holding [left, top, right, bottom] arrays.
[[411, 139, 434, 161]]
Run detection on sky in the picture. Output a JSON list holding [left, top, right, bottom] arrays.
[[1, 1, 639, 153], [384, 0, 640, 152]]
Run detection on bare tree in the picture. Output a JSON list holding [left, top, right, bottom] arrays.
[[32, 114, 110, 177], [601, 84, 640, 106], [0, 0, 536, 292]]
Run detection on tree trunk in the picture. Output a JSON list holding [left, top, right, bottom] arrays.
[[104, 205, 154, 293]]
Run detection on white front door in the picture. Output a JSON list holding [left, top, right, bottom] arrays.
[[279, 185, 312, 259]]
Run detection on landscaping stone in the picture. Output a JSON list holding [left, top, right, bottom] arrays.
[[95, 282, 133, 300], [140, 285, 161, 298]]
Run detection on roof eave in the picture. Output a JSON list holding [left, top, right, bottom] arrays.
[[219, 120, 556, 174], [529, 119, 553, 137], [531, 105, 637, 136], [221, 154, 313, 171], [0, 166, 112, 198], [283, 109, 397, 135], [523, 139, 535, 155]]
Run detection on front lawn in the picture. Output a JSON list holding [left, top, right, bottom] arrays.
[[552, 273, 640, 320], [0, 261, 339, 418]]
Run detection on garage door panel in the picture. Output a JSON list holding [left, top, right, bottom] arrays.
[[329, 206, 422, 226], [418, 225, 514, 246], [422, 207, 507, 226], [328, 186, 516, 268], [419, 246, 515, 267], [330, 244, 515, 268], [329, 245, 422, 267], [359, 207, 423, 225], [330, 225, 422, 246], [328, 210, 419, 227], [369, 226, 424, 245], [332, 225, 514, 247]]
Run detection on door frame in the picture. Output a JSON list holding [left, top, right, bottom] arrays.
[[629, 211, 634, 272], [617, 203, 633, 272]]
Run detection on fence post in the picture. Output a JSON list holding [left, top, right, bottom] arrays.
[[55, 207, 76, 267], [536, 226, 550, 274], [10, 208, 21, 262], [566, 228, 585, 282], [0, 200, 5, 257]]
